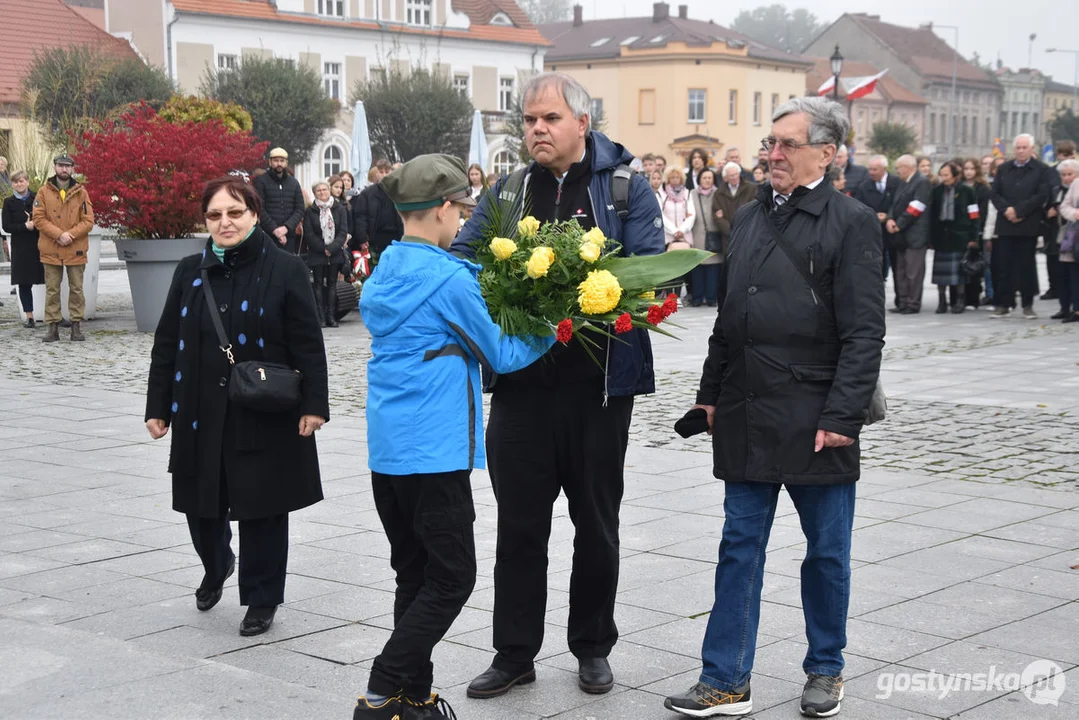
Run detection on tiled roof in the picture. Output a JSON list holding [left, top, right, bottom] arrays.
[[168, 0, 551, 47], [0, 0, 137, 105], [805, 58, 927, 105], [845, 14, 999, 90], [1046, 79, 1078, 94], [538, 15, 809, 66]]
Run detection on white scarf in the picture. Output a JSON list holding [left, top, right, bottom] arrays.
[[315, 197, 335, 247]]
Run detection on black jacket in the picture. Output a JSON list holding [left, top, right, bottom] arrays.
[[146, 228, 328, 520], [991, 158, 1052, 237], [254, 170, 305, 253], [302, 199, 348, 267], [351, 182, 403, 257], [888, 172, 931, 250], [696, 181, 885, 485], [844, 160, 869, 191], [2, 192, 44, 285], [852, 173, 901, 235], [929, 183, 978, 253]]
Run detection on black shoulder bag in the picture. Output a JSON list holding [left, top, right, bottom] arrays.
[[200, 269, 303, 413], [760, 207, 887, 426]]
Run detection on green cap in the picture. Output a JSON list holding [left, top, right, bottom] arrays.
[[381, 154, 477, 211]]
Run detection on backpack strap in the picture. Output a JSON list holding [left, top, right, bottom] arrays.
[[610, 164, 633, 220]]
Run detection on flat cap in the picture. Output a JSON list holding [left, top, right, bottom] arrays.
[[269, 147, 289, 159], [54, 154, 75, 165], [381, 154, 476, 211]]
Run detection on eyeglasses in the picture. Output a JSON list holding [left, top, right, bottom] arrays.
[[204, 209, 248, 222], [761, 137, 830, 154]]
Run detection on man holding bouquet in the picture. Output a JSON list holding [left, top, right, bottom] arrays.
[[452, 72, 664, 699]]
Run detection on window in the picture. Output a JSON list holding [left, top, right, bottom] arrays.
[[1021, 112, 1028, 132], [590, 98, 604, 126], [728, 89, 738, 124], [961, 115, 967, 144], [971, 115, 978, 144], [281, 58, 296, 68], [317, 0, 344, 17], [453, 73, 469, 98], [217, 53, 238, 71], [688, 89, 706, 123], [986, 117, 992, 143], [323, 62, 341, 101], [771, 93, 779, 117], [929, 113, 936, 144], [499, 77, 514, 112], [620, 36, 640, 45], [590, 38, 611, 47], [371, 67, 386, 83], [1011, 111, 1018, 136], [492, 150, 515, 175], [323, 145, 343, 177], [639, 89, 656, 125], [406, 0, 432, 25], [649, 35, 666, 43], [1032, 113, 1039, 133], [489, 12, 512, 25], [752, 92, 762, 125]]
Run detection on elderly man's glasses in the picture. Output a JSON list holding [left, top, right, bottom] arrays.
[[205, 209, 248, 222], [761, 137, 830, 153]]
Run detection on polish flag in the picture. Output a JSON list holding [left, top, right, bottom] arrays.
[[967, 204, 980, 220], [907, 199, 926, 217], [844, 70, 888, 101], [817, 76, 836, 96]]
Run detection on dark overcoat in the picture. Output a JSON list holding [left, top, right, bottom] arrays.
[[146, 228, 329, 520], [929, 183, 978, 253], [696, 181, 885, 485], [302, 199, 348, 268], [990, 158, 1052, 237], [253, 170, 305, 253], [2, 192, 44, 285]]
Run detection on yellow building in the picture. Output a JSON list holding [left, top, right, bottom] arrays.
[[1044, 79, 1078, 141], [538, 3, 810, 167]]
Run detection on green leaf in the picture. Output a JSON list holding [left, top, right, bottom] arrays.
[[602, 249, 712, 290]]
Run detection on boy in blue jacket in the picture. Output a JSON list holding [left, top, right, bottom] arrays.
[[354, 155, 555, 720]]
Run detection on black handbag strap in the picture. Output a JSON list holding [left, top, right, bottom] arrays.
[[200, 268, 235, 365], [760, 203, 828, 308]]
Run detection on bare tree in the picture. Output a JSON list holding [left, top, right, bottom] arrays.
[[518, 0, 571, 25]]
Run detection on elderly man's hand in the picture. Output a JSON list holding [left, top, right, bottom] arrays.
[[876, 212, 888, 223], [885, 219, 899, 234], [1004, 207, 1018, 222], [815, 429, 853, 452], [691, 404, 715, 435]]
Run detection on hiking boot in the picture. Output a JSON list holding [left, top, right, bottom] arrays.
[[801, 673, 843, 717], [989, 307, 1010, 318], [1022, 306, 1038, 319], [664, 680, 752, 716], [43, 322, 60, 343], [70, 321, 86, 341]]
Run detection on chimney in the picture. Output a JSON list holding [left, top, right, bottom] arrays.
[[653, 2, 669, 22], [573, 4, 583, 27], [678, 4, 688, 19]]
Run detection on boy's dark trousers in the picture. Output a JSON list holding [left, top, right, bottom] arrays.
[[368, 470, 477, 698]]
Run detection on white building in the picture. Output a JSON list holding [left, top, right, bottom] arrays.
[[104, 0, 550, 187]]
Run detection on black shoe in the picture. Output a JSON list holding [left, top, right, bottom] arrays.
[[1041, 290, 1059, 300], [195, 554, 235, 611], [408, 693, 458, 719], [24, 318, 35, 329], [935, 302, 948, 314], [578, 657, 614, 694], [1050, 310, 1070, 319], [664, 680, 752, 716], [888, 306, 906, 314], [706, 300, 718, 307], [900, 307, 920, 314], [950, 304, 965, 314], [353, 693, 410, 720], [466, 665, 536, 698], [1063, 314, 1079, 324], [689, 298, 704, 307], [239, 605, 277, 636]]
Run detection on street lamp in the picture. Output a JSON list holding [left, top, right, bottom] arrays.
[[934, 24, 960, 155], [1047, 48, 1079, 113], [830, 43, 844, 102]]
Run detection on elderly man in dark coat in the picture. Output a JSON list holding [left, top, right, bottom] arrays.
[[665, 97, 885, 719], [886, 154, 932, 313]]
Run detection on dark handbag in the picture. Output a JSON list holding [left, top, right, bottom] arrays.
[[761, 207, 887, 426], [201, 269, 302, 413], [1062, 223, 1078, 255], [960, 247, 988, 278], [705, 230, 724, 254]]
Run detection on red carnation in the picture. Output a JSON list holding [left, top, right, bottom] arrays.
[[556, 318, 574, 343], [661, 293, 679, 318], [646, 305, 664, 325], [614, 312, 633, 334]]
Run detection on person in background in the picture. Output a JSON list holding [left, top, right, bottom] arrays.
[[981, 155, 994, 179], [640, 153, 656, 178], [339, 170, 357, 197], [712, 161, 756, 304], [2, 170, 44, 328], [929, 161, 979, 314], [1056, 159, 1079, 323], [829, 165, 848, 194], [853, 155, 900, 282], [304, 181, 349, 328], [253, 148, 305, 253], [724, 146, 756, 185], [685, 147, 710, 191], [654, 154, 668, 180], [0, 156, 10, 193], [660, 166, 695, 302], [329, 174, 354, 247], [352, 159, 403, 266], [1049, 159, 1078, 320], [688, 168, 721, 306], [886, 155, 932, 314], [917, 156, 937, 186], [467, 163, 489, 201], [1042, 141, 1077, 303], [835, 144, 868, 190], [962, 158, 992, 309], [145, 175, 328, 638], [649, 169, 664, 207], [754, 146, 769, 171], [753, 164, 768, 185]]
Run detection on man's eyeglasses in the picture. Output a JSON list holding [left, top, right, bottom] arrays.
[[761, 137, 830, 153], [205, 209, 248, 222]]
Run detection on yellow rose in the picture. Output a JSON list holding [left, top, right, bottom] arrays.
[[489, 237, 517, 261], [579, 241, 601, 263], [581, 227, 607, 248], [577, 269, 623, 315], [526, 246, 556, 279], [517, 215, 541, 238]]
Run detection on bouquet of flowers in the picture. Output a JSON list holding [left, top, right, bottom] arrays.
[[473, 204, 710, 361]]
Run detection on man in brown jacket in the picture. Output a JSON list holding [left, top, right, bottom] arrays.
[[32, 155, 94, 342]]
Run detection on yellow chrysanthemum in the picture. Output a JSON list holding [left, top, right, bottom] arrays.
[[517, 215, 541, 238], [581, 226, 607, 248], [639, 290, 656, 300], [579, 241, 601, 263], [489, 237, 517, 261], [577, 269, 623, 314], [526, 246, 556, 279]]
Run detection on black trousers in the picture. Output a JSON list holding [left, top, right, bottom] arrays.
[[487, 386, 634, 673], [369, 470, 477, 698], [993, 236, 1038, 309], [185, 468, 288, 607]]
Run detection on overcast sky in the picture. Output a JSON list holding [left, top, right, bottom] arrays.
[[583, 0, 1078, 85]]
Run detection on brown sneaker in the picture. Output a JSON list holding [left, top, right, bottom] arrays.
[[43, 323, 60, 343], [70, 321, 86, 341]]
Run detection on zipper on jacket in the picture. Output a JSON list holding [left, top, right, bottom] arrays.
[[806, 247, 819, 306]]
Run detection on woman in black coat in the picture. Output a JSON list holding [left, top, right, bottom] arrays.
[[145, 175, 329, 637], [1, 171, 45, 328], [304, 181, 348, 328], [929, 161, 978, 314]]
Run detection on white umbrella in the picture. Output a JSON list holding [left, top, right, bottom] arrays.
[[468, 109, 488, 171], [350, 100, 372, 187]]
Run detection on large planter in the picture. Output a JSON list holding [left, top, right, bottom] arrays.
[[32, 228, 103, 322], [115, 236, 208, 332]]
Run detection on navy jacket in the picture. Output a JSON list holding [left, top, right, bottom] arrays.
[[451, 131, 665, 397]]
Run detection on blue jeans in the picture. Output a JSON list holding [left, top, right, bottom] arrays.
[[699, 481, 856, 691]]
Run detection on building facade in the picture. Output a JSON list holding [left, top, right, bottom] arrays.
[[996, 68, 1047, 145], [1044, 79, 1079, 141], [538, 3, 809, 169], [104, 0, 550, 186], [805, 14, 1002, 162]]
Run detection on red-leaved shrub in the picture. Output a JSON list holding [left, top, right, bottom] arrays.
[[73, 102, 269, 239]]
